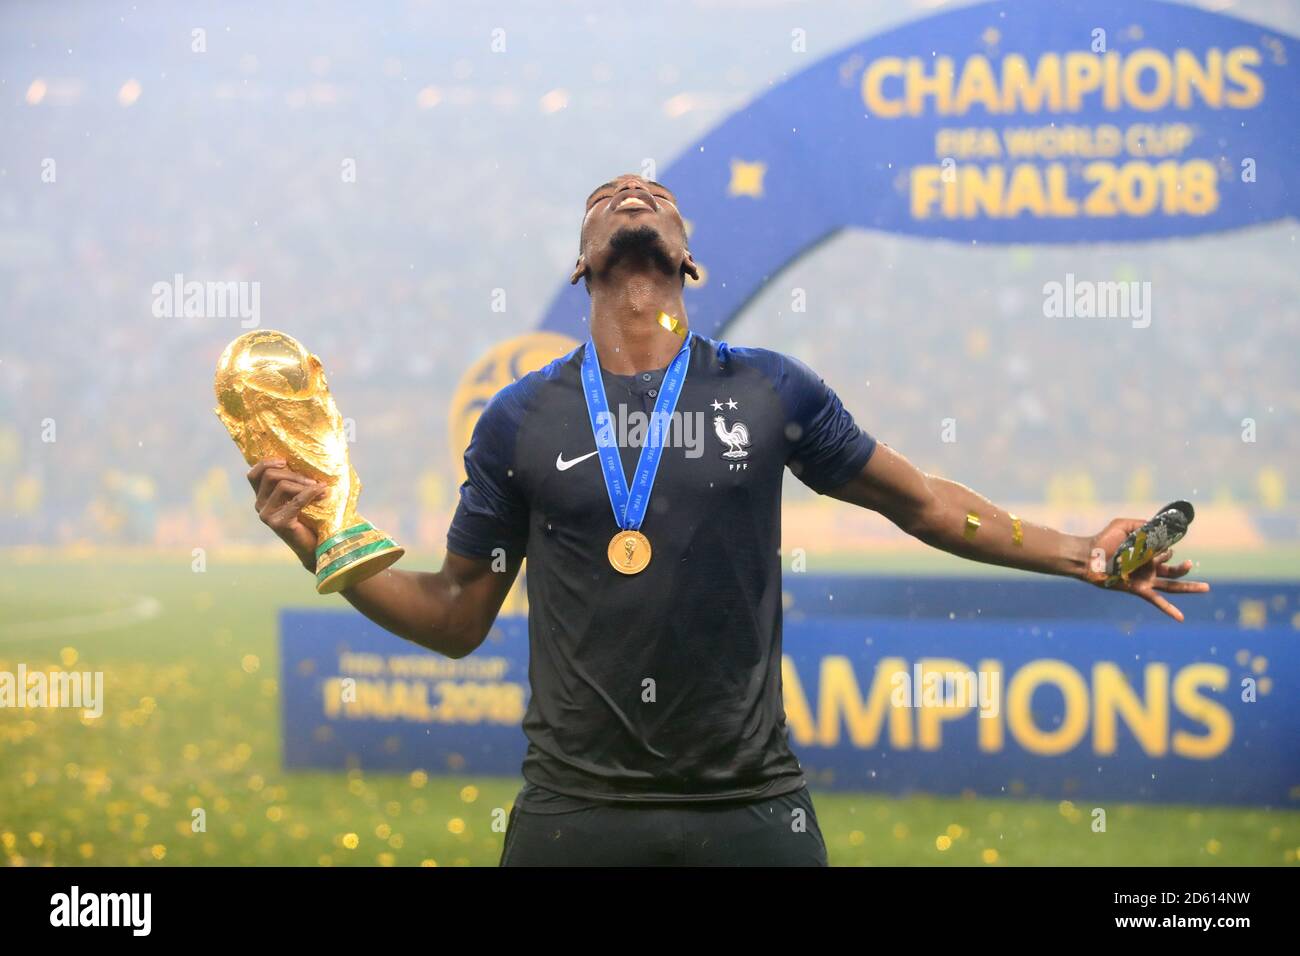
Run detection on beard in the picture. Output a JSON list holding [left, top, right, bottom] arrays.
[[604, 223, 677, 276]]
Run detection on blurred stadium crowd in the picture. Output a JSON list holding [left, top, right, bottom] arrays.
[[1, 0, 1297, 549]]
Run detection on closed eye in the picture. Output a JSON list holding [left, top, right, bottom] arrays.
[[588, 191, 677, 213]]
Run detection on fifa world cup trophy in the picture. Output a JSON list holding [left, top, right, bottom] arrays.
[[214, 330, 404, 593]]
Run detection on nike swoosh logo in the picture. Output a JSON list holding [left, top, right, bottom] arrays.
[[555, 450, 600, 471]]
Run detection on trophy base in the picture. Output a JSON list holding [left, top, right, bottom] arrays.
[[314, 521, 406, 595]]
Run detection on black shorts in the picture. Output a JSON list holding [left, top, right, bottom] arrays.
[[499, 784, 828, 867]]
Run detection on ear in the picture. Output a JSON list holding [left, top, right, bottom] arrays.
[[681, 251, 701, 282], [569, 255, 588, 286]]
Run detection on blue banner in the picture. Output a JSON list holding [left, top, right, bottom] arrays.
[[448, 1, 1300, 477], [280, 577, 1300, 807]]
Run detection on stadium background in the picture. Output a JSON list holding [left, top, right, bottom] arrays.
[[2, 0, 1298, 865]]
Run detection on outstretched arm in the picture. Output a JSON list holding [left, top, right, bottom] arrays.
[[828, 444, 1209, 621], [248, 459, 518, 657]]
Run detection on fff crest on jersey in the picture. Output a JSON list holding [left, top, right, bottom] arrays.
[[711, 397, 751, 471]]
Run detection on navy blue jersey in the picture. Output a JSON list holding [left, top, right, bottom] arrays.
[[448, 335, 876, 802]]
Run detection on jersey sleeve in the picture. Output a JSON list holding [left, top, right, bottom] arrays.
[[776, 352, 877, 493], [446, 385, 531, 561]]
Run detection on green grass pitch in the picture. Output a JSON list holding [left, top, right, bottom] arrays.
[[1, 550, 1297, 867]]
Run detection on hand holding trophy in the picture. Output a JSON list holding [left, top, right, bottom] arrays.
[[214, 330, 404, 593]]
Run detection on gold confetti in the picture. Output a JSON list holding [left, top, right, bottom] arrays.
[[657, 311, 688, 338], [964, 511, 981, 541], [341, 832, 359, 849], [981, 848, 999, 864], [1011, 515, 1023, 546], [447, 818, 466, 835], [935, 835, 952, 851]]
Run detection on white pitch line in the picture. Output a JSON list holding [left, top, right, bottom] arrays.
[[0, 595, 163, 642]]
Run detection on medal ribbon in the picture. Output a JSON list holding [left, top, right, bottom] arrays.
[[580, 332, 693, 532]]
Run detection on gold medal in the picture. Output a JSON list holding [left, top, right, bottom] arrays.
[[607, 530, 652, 575]]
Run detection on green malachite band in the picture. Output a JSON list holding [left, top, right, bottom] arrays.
[[315, 538, 396, 582], [315, 522, 374, 557], [316, 530, 385, 568]]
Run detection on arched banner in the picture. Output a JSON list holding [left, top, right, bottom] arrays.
[[451, 0, 1298, 462], [534, 0, 1298, 342]]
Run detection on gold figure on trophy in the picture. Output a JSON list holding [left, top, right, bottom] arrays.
[[214, 329, 404, 593]]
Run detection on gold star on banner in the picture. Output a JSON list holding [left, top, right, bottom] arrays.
[[728, 159, 766, 198]]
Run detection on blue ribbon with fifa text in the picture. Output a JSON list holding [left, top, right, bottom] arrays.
[[580, 334, 693, 532]]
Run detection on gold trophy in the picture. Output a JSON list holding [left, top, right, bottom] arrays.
[[214, 329, 404, 593]]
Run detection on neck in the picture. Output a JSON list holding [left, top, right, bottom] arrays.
[[588, 277, 688, 374]]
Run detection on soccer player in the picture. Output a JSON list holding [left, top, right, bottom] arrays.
[[246, 173, 1209, 866]]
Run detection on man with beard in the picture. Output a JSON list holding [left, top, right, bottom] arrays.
[[246, 173, 1208, 865]]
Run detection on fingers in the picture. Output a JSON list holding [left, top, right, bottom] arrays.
[[252, 467, 319, 510], [246, 458, 286, 490], [1151, 578, 1210, 594], [263, 483, 328, 528], [1139, 589, 1184, 623], [1154, 558, 1194, 579], [262, 479, 312, 512]]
